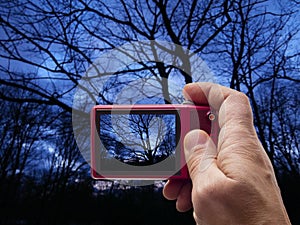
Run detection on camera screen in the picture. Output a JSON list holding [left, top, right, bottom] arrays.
[[95, 110, 181, 175]]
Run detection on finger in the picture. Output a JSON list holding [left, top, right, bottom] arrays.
[[163, 179, 193, 212], [184, 129, 223, 183], [183, 82, 232, 110], [184, 129, 230, 224], [163, 180, 186, 200], [183, 82, 256, 136], [176, 181, 193, 212]]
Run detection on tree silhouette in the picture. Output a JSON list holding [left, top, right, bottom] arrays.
[[99, 112, 176, 166], [0, 0, 300, 224], [204, 0, 300, 169]]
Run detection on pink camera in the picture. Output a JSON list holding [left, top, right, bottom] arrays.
[[91, 104, 218, 180]]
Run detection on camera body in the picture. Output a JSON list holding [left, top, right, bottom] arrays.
[[91, 104, 217, 180]]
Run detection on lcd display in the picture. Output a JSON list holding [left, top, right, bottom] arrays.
[[94, 110, 181, 175]]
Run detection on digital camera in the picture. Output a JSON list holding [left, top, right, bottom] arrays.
[[91, 104, 218, 180]]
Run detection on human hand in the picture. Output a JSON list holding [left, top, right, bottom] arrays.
[[163, 83, 291, 224]]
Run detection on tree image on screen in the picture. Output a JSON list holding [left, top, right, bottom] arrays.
[[99, 113, 177, 166]]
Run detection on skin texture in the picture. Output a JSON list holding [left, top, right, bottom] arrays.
[[163, 83, 291, 225]]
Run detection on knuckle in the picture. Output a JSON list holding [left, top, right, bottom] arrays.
[[192, 180, 219, 204], [236, 92, 250, 103]]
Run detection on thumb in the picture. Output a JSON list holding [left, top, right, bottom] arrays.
[[184, 129, 222, 183]]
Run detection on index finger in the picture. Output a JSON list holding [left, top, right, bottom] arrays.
[[182, 83, 266, 178], [183, 82, 254, 130], [183, 82, 233, 110]]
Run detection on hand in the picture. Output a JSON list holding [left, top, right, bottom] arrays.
[[163, 82, 291, 225]]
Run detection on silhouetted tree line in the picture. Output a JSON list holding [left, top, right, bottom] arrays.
[[1, 175, 196, 225], [0, 0, 299, 224]]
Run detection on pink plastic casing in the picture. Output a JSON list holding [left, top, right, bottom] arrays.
[[91, 104, 218, 180]]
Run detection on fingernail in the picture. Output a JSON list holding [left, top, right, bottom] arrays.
[[184, 130, 208, 153]]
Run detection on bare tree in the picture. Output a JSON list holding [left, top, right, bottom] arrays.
[[0, 0, 233, 189], [204, 0, 300, 167], [256, 82, 300, 176], [0, 87, 51, 205], [0, 0, 233, 108], [38, 128, 87, 200], [0, 0, 299, 193], [99, 112, 176, 165]]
